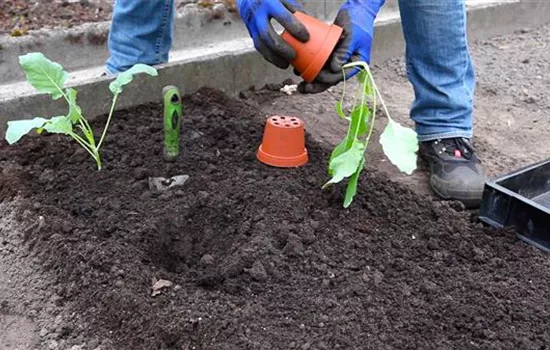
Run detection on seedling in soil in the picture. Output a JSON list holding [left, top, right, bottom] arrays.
[[324, 61, 418, 208], [5, 52, 158, 170]]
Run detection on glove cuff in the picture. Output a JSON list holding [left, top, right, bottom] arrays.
[[346, 0, 385, 18]]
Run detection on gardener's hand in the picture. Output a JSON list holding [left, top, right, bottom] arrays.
[[237, 0, 309, 69], [298, 0, 385, 94]]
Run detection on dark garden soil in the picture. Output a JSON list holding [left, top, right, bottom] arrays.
[[1, 88, 550, 350]]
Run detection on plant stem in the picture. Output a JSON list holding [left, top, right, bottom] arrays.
[[57, 84, 98, 147], [362, 65, 391, 153], [69, 131, 101, 169], [69, 132, 94, 153], [344, 69, 369, 151], [94, 152, 102, 170], [78, 120, 97, 149], [97, 93, 118, 149], [70, 133, 96, 155], [45, 73, 103, 169], [364, 73, 377, 150], [365, 65, 392, 121]]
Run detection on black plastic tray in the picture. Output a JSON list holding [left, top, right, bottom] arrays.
[[479, 158, 550, 252]]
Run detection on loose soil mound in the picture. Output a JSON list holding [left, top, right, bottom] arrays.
[[1, 88, 550, 350]]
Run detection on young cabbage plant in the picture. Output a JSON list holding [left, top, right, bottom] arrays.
[[324, 61, 418, 208], [5, 52, 158, 170]]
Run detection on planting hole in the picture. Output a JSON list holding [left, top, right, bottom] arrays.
[[293, 122, 299, 126], [280, 116, 286, 120], [291, 118, 297, 122], [285, 124, 291, 128], [275, 122, 280, 125]]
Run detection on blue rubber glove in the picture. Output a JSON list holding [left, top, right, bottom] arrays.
[[237, 0, 310, 69], [298, 0, 385, 94]]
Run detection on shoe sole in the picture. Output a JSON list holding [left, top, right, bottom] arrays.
[[419, 151, 485, 209], [429, 175, 484, 209]]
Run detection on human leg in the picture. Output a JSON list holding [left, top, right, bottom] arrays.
[[106, 0, 175, 74], [398, 0, 475, 140], [398, 0, 485, 207]]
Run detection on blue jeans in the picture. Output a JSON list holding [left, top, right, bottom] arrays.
[[106, 0, 475, 141], [399, 0, 475, 141], [105, 0, 175, 74]]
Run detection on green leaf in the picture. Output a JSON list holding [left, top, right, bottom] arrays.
[[5, 117, 48, 144], [324, 141, 365, 187], [379, 119, 419, 175], [19, 53, 68, 100], [350, 105, 371, 137], [66, 88, 82, 123], [361, 70, 374, 97], [344, 157, 365, 208], [43, 116, 72, 134], [363, 78, 373, 97], [335, 101, 345, 119], [338, 104, 370, 153], [109, 64, 158, 94], [358, 70, 367, 84], [328, 140, 347, 172]]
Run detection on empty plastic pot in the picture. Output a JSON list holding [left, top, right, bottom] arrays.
[[257, 116, 308, 168], [281, 12, 343, 83]]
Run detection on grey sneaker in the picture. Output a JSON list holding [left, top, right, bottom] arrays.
[[419, 137, 486, 208]]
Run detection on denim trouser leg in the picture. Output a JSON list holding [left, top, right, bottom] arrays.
[[398, 0, 476, 142], [106, 0, 175, 74]]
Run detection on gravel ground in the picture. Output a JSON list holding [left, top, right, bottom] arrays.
[[0, 0, 235, 35]]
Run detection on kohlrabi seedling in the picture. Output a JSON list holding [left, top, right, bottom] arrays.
[[324, 61, 418, 208], [5, 52, 158, 170]]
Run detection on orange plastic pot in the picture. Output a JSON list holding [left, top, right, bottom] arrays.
[[281, 12, 343, 83], [257, 116, 308, 168]]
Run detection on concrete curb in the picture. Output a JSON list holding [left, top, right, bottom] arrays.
[[1, 0, 549, 138], [0, 0, 357, 84], [0, 0, 402, 85], [0, 8, 241, 85]]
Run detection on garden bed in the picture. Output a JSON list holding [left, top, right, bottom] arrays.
[[1, 88, 550, 350], [0, 0, 236, 35], [0, 0, 112, 35]]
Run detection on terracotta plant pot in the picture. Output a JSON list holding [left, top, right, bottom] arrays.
[[257, 116, 308, 168], [281, 12, 343, 83]]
